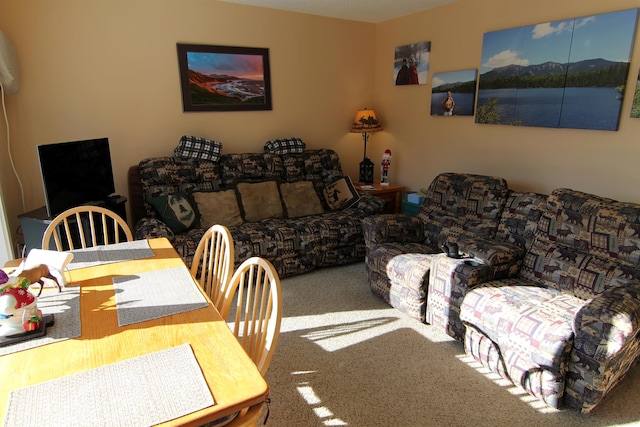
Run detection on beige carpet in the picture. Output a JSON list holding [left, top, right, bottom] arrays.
[[264, 262, 640, 426]]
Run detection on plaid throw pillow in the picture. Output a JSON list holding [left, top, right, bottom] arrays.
[[263, 137, 306, 154], [174, 135, 222, 161]]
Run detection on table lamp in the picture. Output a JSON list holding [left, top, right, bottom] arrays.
[[350, 108, 383, 184]]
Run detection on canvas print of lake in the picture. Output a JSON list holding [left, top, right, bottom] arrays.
[[632, 69, 640, 118], [431, 70, 477, 116], [476, 8, 639, 131]]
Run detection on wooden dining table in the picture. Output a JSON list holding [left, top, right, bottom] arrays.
[[0, 237, 268, 426]]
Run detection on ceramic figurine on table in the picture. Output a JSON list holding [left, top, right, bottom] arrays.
[[381, 149, 392, 186], [0, 269, 42, 337]]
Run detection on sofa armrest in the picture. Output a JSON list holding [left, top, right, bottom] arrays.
[[565, 281, 640, 412], [362, 214, 425, 247], [574, 281, 640, 357], [133, 217, 175, 241], [348, 193, 386, 215]]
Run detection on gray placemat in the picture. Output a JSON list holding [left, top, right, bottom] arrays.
[[113, 266, 209, 327], [0, 288, 81, 356], [67, 240, 155, 270], [4, 343, 214, 427]]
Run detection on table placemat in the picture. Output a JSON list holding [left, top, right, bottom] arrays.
[[113, 266, 209, 326], [4, 343, 214, 427], [0, 288, 81, 357], [67, 240, 155, 270]]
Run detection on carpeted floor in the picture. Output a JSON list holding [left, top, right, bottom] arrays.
[[264, 262, 640, 426]]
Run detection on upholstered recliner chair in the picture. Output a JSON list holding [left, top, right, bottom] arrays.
[[361, 172, 510, 321]]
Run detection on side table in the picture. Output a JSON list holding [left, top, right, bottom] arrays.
[[355, 182, 406, 214]]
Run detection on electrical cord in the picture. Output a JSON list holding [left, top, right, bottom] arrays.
[[1, 81, 25, 212]]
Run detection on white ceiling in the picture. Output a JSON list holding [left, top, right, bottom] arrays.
[[218, 0, 458, 23]]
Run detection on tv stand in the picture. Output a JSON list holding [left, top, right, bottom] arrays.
[[18, 196, 127, 252]]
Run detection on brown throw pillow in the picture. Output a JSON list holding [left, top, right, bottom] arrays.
[[279, 181, 325, 218], [323, 176, 361, 211], [236, 180, 284, 222], [192, 190, 243, 228]]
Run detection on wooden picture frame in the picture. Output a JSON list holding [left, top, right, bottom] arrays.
[[177, 43, 272, 112]]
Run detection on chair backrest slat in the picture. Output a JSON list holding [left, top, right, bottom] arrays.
[[191, 224, 234, 311], [42, 205, 133, 251], [221, 257, 282, 375]]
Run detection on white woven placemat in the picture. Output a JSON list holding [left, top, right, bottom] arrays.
[[67, 240, 155, 270], [113, 266, 209, 326], [4, 343, 214, 427], [0, 288, 81, 356]]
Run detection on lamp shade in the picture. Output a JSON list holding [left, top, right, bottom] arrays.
[[350, 108, 383, 133]]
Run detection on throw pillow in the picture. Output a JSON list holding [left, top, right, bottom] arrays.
[[263, 137, 306, 154], [174, 135, 223, 161], [323, 176, 361, 211], [279, 181, 325, 218], [192, 190, 243, 229], [147, 191, 198, 233], [236, 180, 284, 222]]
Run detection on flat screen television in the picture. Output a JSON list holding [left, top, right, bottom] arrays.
[[37, 137, 116, 217]]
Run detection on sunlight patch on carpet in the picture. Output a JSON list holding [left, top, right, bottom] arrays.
[[296, 383, 347, 426]]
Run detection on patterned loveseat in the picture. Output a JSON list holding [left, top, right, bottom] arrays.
[[364, 181, 640, 412], [128, 148, 384, 278], [361, 172, 510, 321]]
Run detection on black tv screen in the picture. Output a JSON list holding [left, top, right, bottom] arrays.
[[37, 137, 116, 217]]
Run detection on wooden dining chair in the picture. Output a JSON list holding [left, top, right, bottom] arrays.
[[191, 224, 234, 310], [42, 205, 133, 251], [217, 257, 283, 427]]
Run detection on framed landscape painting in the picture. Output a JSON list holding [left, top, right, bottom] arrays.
[[476, 8, 638, 131], [431, 70, 477, 116], [394, 41, 431, 85], [177, 44, 272, 112]]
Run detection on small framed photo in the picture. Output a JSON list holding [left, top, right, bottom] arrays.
[[177, 43, 272, 112], [431, 69, 478, 116]]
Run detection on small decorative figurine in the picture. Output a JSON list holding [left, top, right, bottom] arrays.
[[381, 149, 392, 186], [0, 269, 43, 337]]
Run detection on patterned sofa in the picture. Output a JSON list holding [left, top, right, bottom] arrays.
[[364, 181, 640, 412], [459, 188, 640, 412], [128, 148, 384, 278]]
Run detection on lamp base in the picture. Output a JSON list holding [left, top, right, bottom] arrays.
[[359, 158, 374, 184]]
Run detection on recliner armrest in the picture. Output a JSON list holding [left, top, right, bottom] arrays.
[[574, 280, 640, 358], [457, 236, 526, 267], [361, 214, 424, 247]]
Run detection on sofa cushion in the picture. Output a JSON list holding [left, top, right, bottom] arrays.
[[147, 191, 198, 233], [218, 153, 283, 187], [417, 173, 509, 247], [174, 135, 222, 162], [192, 190, 243, 228], [236, 180, 284, 222], [263, 137, 306, 154], [519, 188, 640, 299], [322, 176, 360, 211], [279, 181, 324, 218], [494, 191, 547, 250]]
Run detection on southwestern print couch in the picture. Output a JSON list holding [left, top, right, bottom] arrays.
[[128, 141, 384, 278], [363, 178, 640, 412]]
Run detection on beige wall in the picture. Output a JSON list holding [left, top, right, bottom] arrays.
[[374, 0, 640, 201], [1, 0, 639, 255], [0, 0, 375, 251]]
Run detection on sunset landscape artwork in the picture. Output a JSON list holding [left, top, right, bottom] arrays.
[[177, 44, 272, 112]]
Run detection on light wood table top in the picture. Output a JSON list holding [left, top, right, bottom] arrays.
[[0, 238, 268, 426]]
